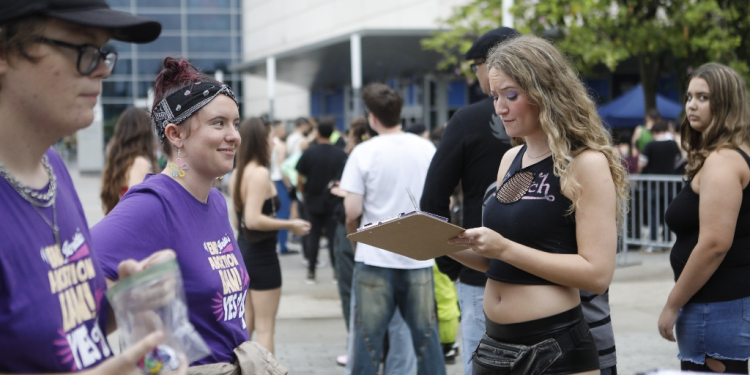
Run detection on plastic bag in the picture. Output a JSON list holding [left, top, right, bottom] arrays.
[[107, 259, 210, 372]]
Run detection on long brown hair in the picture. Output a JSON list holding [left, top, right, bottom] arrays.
[[232, 118, 271, 210], [101, 107, 158, 214], [680, 63, 750, 179], [347, 116, 367, 153], [486, 34, 629, 229]]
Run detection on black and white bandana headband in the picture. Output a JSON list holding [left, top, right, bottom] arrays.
[[152, 82, 238, 142]]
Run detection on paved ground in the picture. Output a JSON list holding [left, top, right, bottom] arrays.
[[70, 165, 680, 375]]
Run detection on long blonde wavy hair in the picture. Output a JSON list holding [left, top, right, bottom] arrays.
[[680, 63, 750, 179], [486, 34, 629, 228]]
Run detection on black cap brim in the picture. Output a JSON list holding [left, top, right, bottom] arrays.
[[465, 27, 520, 61], [45, 8, 161, 44]]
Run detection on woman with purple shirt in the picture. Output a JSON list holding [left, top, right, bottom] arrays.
[[0, 1, 186, 374], [91, 57, 271, 371]]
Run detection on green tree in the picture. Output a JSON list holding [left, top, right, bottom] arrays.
[[423, 0, 750, 110], [420, 0, 505, 74]]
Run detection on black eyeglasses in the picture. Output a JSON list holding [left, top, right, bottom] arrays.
[[37, 37, 118, 76], [470, 60, 485, 74]]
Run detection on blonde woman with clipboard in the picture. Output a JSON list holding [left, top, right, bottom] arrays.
[[448, 35, 628, 375]]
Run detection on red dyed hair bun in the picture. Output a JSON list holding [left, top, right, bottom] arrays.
[[152, 57, 217, 109]]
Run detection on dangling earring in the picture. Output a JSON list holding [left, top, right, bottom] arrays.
[[169, 148, 189, 178]]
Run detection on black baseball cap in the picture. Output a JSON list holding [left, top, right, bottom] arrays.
[[464, 27, 520, 61], [0, 0, 161, 43]]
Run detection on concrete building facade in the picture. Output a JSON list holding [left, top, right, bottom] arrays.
[[105, 0, 243, 132], [233, 0, 473, 129]]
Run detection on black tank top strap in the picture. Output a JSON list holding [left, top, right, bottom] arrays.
[[500, 144, 527, 186], [735, 147, 750, 168]]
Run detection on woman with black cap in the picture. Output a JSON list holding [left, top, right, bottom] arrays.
[[0, 1, 182, 373]]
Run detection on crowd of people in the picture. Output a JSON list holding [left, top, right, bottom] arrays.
[[1, 1, 750, 375]]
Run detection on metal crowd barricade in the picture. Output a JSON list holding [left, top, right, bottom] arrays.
[[618, 174, 686, 266]]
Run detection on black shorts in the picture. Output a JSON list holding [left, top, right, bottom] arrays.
[[238, 235, 281, 290], [473, 305, 600, 375]]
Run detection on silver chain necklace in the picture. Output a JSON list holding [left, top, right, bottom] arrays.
[[0, 156, 57, 207], [0, 156, 60, 248]]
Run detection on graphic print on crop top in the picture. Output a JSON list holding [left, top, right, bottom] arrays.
[[484, 145, 578, 285]]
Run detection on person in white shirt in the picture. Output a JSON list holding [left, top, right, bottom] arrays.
[[341, 83, 446, 375], [286, 117, 312, 157]]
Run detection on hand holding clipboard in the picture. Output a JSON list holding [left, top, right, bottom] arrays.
[[347, 188, 468, 260]]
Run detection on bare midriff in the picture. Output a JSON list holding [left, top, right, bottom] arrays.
[[484, 278, 580, 324]]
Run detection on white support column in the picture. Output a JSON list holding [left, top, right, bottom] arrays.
[[502, 0, 514, 28], [77, 98, 104, 174], [350, 33, 363, 120], [266, 56, 276, 121]]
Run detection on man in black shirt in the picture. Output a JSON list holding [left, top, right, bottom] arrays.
[[420, 27, 517, 374], [639, 119, 682, 248], [297, 119, 348, 283], [639, 119, 681, 175]]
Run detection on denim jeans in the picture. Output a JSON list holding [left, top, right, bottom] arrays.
[[333, 223, 355, 331], [273, 180, 291, 252], [351, 263, 446, 375], [345, 263, 416, 375], [456, 281, 486, 375], [676, 296, 750, 364], [384, 310, 417, 374]]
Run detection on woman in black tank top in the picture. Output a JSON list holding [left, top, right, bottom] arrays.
[[658, 63, 750, 374], [447, 35, 629, 375], [229, 118, 311, 355]]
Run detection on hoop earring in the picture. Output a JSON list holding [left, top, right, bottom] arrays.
[[169, 148, 190, 178]]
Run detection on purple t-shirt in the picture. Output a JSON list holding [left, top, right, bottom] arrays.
[[0, 149, 111, 372], [91, 174, 249, 365]]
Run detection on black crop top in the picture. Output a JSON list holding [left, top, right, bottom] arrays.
[[665, 148, 750, 304], [484, 145, 578, 285], [237, 195, 280, 244]]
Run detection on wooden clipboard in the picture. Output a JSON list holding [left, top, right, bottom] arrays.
[[347, 212, 468, 261]]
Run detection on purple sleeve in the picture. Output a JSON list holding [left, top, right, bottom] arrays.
[[90, 191, 170, 281]]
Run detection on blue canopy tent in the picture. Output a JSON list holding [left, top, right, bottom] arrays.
[[598, 83, 684, 128]]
